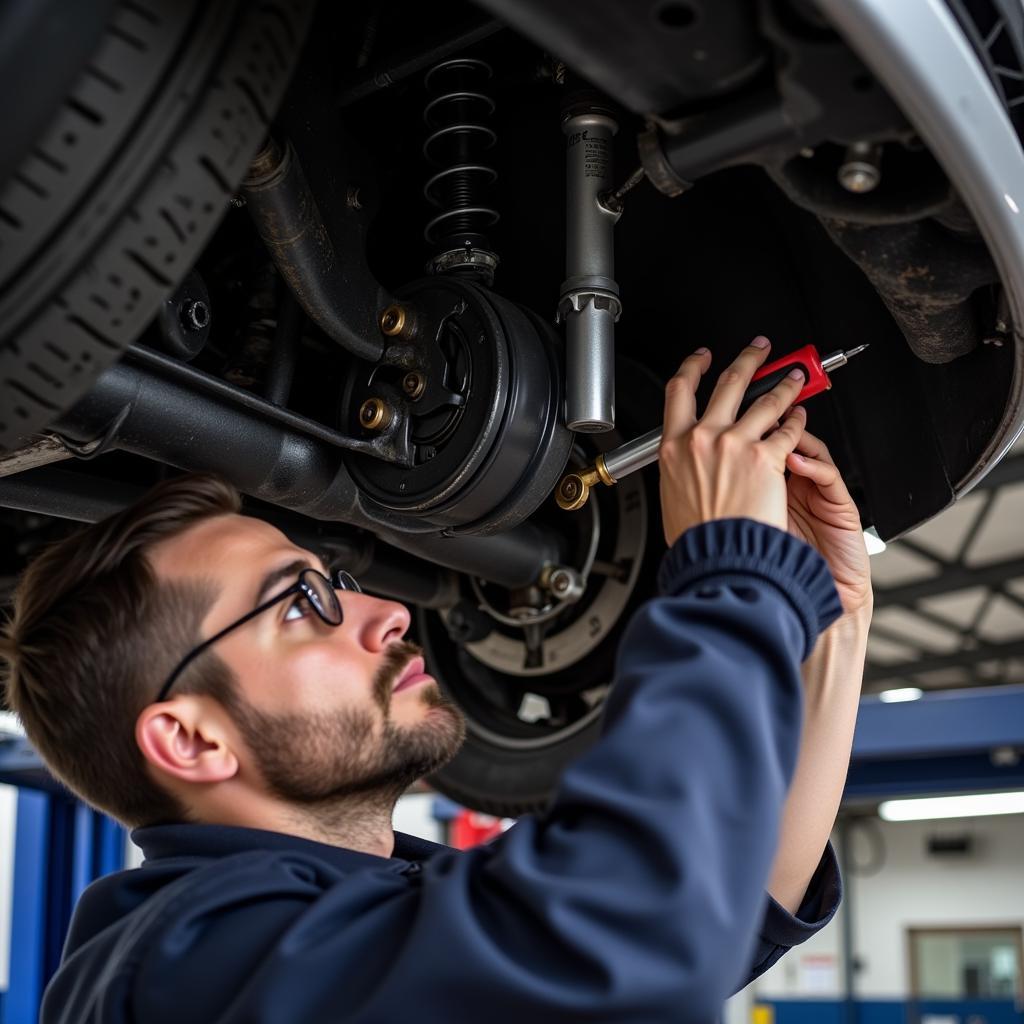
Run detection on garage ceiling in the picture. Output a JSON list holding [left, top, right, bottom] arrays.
[[865, 434, 1024, 694]]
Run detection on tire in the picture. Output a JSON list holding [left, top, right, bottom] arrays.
[[0, 0, 314, 452], [422, 360, 667, 818]]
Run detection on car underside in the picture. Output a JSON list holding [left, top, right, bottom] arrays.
[[2, 0, 1024, 813]]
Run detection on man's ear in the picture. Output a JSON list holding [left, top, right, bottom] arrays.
[[135, 698, 239, 785]]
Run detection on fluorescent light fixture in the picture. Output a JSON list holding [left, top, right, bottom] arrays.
[[879, 791, 1024, 821], [863, 527, 887, 556], [878, 687, 923, 703]]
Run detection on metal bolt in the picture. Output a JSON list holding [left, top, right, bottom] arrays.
[[547, 566, 585, 603], [838, 142, 882, 194], [379, 305, 407, 336], [181, 300, 210, 332], [359, 397, 392, 431], [402, 371, 426, 399]]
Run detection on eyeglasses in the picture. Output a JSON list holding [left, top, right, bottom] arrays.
[[156, 567, 362, 703]]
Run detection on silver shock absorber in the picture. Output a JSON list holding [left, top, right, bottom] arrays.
[[423, 57, 500, 286], [559, 97, 622, 433]]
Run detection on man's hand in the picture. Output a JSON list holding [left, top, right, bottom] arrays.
[[769, 430, 872, 912], [659, 337, 808, 546], [783, 431, 873, 617]]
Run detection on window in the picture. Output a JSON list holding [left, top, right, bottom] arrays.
[[909, 927, 1023, 1000]]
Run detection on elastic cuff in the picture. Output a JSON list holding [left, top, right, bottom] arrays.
[[658, 518, 844, 658]]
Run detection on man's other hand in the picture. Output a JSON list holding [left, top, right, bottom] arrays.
[[659, 336, 807, 547], [784, 431, 873, 616]]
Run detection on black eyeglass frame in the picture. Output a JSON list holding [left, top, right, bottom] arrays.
[[155, 567, 361, 704]]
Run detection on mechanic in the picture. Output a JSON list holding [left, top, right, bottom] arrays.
[[2, 337, 871, 1023]]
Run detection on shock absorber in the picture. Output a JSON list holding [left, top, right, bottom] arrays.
[[423, 57, 500, 285], [559, 96, 622, 433]]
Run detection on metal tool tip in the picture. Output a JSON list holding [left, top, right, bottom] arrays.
[[847, 343, 869, 357]]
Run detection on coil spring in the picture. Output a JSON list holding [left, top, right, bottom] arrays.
[[422, 58, 499, 248]]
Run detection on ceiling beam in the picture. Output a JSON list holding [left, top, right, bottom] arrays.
[[863, 636, 1024, 684], [873, 554, 1024, 607]]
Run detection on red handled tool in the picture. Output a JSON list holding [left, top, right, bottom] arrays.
[[556, 343, 870, 510], [739, 343, 869, 414]]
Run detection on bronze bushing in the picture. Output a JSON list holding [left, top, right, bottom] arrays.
[[359, 397, 392, 431], [402, 372, 426, 400], [379, 305, 407, 337]]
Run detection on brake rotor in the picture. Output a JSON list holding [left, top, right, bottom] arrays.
[[343, 277, 573, 534]]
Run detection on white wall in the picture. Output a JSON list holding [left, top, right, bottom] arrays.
[[725, 985, 755, 1023], [752, 814, 1024, 1002], [392, 791, 444, 844], [0, 783, 17, 993]]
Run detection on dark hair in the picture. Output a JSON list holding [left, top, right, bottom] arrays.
[[0, 474, 241, 827]]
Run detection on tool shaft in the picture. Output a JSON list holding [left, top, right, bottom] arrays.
[[594, 344, 868, 486], [602, 427, 662, 481]]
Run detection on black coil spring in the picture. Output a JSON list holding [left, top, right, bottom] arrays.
[[422, 58, 499, 247]]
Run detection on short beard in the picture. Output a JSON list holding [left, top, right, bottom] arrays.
[[224, 640, 466, 811]]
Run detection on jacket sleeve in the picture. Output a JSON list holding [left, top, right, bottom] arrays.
[[743, 842, 843, 988], [130, 518, 843, 1024]]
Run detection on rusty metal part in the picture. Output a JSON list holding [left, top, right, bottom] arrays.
[[820, 217, 999, 363], [0, 434, 77, 478], [242, 138, 388, 364], [402, 371, 426, 400], [359, 397, 394, 431], [380, 304, 408, 337]]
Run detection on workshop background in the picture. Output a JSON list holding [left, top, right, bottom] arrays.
[[1, 440, 1024, 1023]]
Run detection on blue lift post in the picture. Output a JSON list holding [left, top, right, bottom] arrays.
[[1, 686, 1023, 1021], [1, 737, 124, 1024]]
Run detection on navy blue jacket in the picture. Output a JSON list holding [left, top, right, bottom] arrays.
[[43, 519, 844, 1023]]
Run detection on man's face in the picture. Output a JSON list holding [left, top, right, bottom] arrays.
[[148, 514, 465, 804]]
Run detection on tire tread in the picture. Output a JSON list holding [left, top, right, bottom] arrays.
[[0, 0, 313, 450]]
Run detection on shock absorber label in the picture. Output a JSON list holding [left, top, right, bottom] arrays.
[[567, 130, 611, 181], [583, 136, 610, 180]]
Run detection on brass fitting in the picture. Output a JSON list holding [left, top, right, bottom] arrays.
[[555, 455, 615, 511], [402, 371, 426, 400], [379, 305, 408, 337], [359, 397, 393, 431]]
